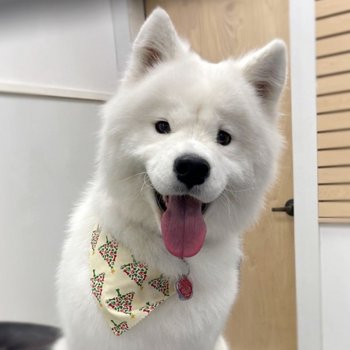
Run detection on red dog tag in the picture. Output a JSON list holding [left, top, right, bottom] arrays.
[[175, 275, 193, 301]]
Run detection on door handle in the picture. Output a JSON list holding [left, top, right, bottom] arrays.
[[272, 199, 294, 217]]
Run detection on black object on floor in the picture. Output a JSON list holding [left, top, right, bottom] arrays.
[[0, 322, 61, 350]]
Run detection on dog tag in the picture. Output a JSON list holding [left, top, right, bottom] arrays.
[[175, 275, 193, 301]]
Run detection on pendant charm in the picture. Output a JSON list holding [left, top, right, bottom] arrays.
[[175, 275, 193, 301]]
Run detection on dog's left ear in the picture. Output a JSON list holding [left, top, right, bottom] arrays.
[[124, 8, 186, 81], [238, 39, 287, 117]]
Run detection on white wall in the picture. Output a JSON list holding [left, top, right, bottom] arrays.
[[0, 95, 102, 326], [0, 0, 118, 94], [320, 223, 350, 350]]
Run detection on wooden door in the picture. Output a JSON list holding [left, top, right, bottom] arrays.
[[145, 1, 297, 349]]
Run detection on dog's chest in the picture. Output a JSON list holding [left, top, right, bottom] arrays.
[[118, 247, 239, 349], [102, 261, 239, 350]]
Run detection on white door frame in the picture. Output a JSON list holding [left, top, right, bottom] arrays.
[[289, 0, 322, 349], [110, 0, 144, 79]]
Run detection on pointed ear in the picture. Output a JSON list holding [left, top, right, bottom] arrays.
[[124, 8, 187, 81], [238, 39, 287, 108]]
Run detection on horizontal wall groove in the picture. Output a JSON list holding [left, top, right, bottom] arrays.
[[318, 108, 350, 115], [317, 129, 350, 134], [318, 216, 350, 219], [318, 184, 350, 186], [318, 146, 350, 151], [318, 165, 350, 169], [317, 70, 350, 79], [319, 199, 350, 202], [316, 30, 350, 41], [318, 128, 350, 134], [316, 10, 350, 20], [317, 50, 350, 59], [319, 182, 350, 185], [317, 89, 350, 97]]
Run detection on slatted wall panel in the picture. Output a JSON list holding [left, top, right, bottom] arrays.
[[316, 0, 350, 223], [316, 0, 350, 222]]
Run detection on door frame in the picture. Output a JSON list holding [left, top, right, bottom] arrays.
[[289, 0, 323, 349], [110, 0, 144, 78]]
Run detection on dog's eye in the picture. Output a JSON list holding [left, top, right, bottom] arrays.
[[155, 121, 171, 134], [217, 130, 231, 146]]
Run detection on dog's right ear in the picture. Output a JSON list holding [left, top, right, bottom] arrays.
[[237, 40, 287, 120], [124, 8, 186, 81]]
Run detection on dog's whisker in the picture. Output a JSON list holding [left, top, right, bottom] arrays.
[[142, 174, 154, 191], [114, 172, 147, 187], [226, 185, 258, 194]]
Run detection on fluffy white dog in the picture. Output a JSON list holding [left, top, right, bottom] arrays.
[[54, 8, 286, 350]]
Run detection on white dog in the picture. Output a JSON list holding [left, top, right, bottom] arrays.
[[54, 8, 286, 350]]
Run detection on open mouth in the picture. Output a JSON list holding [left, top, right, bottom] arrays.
[[155, 190, 209, 214], [154, 190, 210, 258]]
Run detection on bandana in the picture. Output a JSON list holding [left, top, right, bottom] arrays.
[[89, 225, 176, 337]]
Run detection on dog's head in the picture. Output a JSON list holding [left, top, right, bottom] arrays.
[[97, 8, 287, 258]]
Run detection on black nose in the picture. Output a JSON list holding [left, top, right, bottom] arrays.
[[174, 154, 210, 188]]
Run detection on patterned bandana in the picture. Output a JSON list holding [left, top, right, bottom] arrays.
[[90, 225, 176, 337]]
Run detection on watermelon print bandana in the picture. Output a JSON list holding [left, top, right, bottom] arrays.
[[89, 225, 176, 337]]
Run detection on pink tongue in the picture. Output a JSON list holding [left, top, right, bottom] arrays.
[[161, 196, 207, 258]]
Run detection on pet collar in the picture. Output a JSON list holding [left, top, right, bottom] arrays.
[[90, 224, 191, 337]]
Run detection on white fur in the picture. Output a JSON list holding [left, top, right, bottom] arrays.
[[54, 8, 286, 350]]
